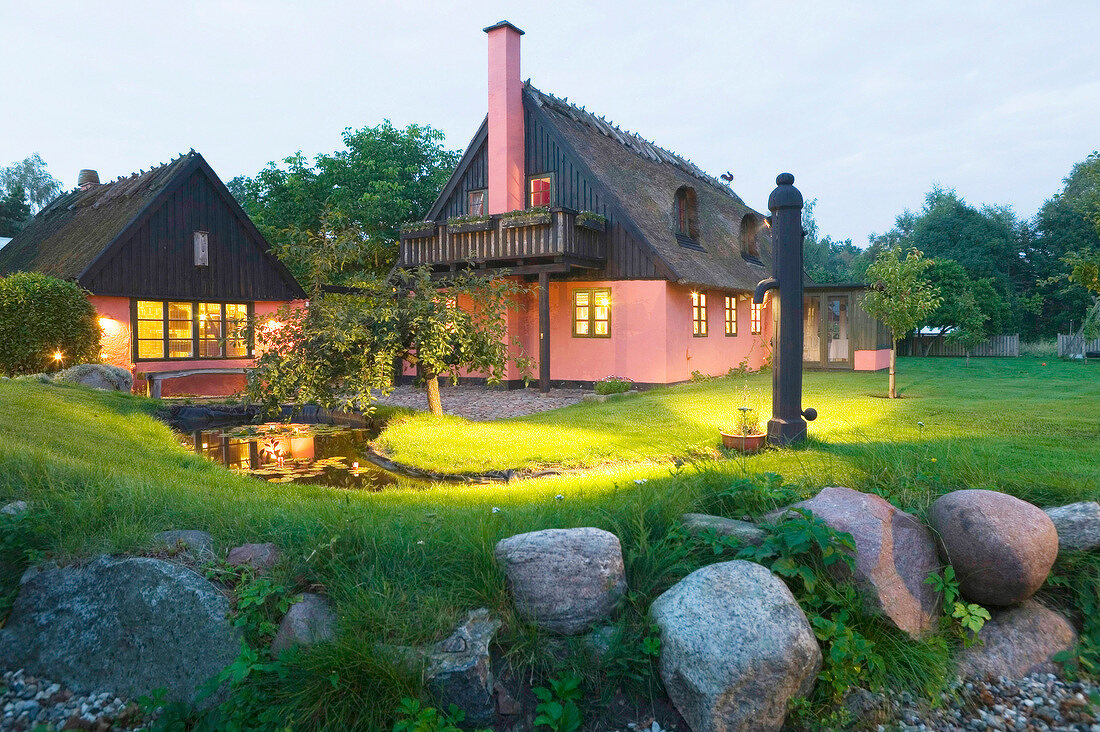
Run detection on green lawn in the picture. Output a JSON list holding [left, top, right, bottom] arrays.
[[377, 357, 1100, 507], [1, 357, 1098, 729]]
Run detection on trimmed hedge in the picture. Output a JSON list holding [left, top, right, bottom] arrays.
[[0, 272, 101, 376]]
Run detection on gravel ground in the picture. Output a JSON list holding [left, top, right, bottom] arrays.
[[884, 673, 1100, 731], [372, 384, 591, 420], [1, 669, 141, 731]]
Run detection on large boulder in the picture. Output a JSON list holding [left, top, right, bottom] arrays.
[[650, 560, 821, 732], [958, 600, 1077, 680], [0, 556, 239, 704], [494, 527, 626, 635], [769, 486, 941, 638], [53, 364, 133, 392], [681, 513, 766, 546], [929, 490, 1058, 606], [1044, 501, 1100, 552], [271, 593, 337, 655]]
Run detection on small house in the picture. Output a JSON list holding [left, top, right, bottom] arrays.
[[0, 152, 305, 396], [402, 21, 889, 389]]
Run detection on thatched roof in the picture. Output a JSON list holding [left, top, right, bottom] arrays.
[[525, 84, 773, 291], [0, 152, 195, 281]]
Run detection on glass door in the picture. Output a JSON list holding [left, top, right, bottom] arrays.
[[803, 296, 821, 364], [826, 295, 850, 366]]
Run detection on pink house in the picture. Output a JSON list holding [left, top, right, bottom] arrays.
[[0, 152, 305, 396], [400, 21, 888, 389]]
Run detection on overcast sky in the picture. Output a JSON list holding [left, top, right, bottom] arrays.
[[2, 1, 1097, 246]]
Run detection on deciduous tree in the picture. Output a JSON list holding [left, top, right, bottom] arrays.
[[862, 247, 941, 398]]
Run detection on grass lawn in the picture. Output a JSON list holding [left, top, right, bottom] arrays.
[[1, 356, 1098, 729], [377, 357, 1100, 507]]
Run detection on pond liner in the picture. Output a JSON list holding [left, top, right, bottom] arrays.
[[361, 447, 562, 484]]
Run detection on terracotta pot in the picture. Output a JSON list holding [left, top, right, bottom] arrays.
[[720, 431, 768, 453]]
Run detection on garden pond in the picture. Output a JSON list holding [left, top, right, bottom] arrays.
[[178, 421, 398, 490]]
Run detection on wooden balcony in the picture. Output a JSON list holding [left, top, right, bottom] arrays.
[[399, 207, 607, 273]]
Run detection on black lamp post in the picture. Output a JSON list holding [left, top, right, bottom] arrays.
[[753, 173, 817, 445]]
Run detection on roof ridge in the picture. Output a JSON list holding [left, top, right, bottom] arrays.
[[523, 82, 735, 197]]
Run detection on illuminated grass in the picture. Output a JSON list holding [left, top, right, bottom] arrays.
[[377, 357, 1100, 505]]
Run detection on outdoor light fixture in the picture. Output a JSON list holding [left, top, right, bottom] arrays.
[[53, 351, 64, 362]]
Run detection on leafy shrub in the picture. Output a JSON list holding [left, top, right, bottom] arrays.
[[393, 698, 483, 732], [594, 375, 633, 395], [533, 673, 583, 732], [0, 272, 100, 376]]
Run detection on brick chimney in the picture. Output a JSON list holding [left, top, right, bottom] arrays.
[[483, 20, 525, 215]]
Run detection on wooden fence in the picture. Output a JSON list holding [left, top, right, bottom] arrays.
[[1057, 334, 1100, 357], [900, 334, 1020, 357]]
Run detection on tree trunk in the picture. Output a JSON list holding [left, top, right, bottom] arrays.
[[425, 372, 443, 416], [888, 344, 897, 398]]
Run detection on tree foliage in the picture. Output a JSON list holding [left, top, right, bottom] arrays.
[[862, 247, 941, 397], [0, 272, 100, 376], [0, 187, 31, 237], [0, 154, 63, 214], [801, 200, 866, 283], [229, 121, 461, 282], [248, 268, 530, 417]]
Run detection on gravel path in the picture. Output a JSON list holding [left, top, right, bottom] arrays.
[[886, 673, 1100, 731], [373, 384, 591, 420], [1, 668, 140, 730]]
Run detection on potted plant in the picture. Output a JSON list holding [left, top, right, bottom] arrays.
[[720, 407, 767, 453]]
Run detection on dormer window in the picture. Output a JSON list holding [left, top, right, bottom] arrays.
[[740, 213, 761, 261], [674, 186, 699, 245], [468, 189, 486, 216], [528, 175, 552, 207]]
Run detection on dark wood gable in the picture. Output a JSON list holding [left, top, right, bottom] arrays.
[[81, 157, 304, 301], [421, 97, 665, 281]]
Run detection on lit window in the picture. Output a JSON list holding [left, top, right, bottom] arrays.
[[529, 175, 552, 208], [573, 288, 610, 338], [724, 296, 737, 336], [133, 300, 253, 360], [136, 301, 165, 359], [692, 292, 708, 337], [751, 301, 763, 335], [468, 190, 486, 216], [167, 302, 194, 358]]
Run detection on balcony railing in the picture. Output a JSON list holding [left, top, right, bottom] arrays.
[[399, 207, 606, 270]]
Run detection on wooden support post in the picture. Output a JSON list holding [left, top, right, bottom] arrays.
[[539, 270, 550, 393]]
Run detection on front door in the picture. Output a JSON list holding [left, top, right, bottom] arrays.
[[826, 294, 850, 368]]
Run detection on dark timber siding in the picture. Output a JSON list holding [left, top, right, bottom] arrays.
[[431, 105, 660, 279], [438, 139, 489, 220], [84, 168, 301, 301]]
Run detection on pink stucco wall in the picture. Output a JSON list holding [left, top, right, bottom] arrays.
[[88, 295, 289, 397], [854, 348, 892, 371]]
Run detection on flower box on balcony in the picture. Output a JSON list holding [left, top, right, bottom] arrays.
[[400, 222, 437, 239], [501, 208, 552, 229], [449, 220, 494, 234], [575, 212, 607, 232]]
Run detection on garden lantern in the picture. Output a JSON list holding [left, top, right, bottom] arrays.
[[753, 173, 817, 445]]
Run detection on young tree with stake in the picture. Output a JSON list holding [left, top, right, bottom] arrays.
[[862, 247, 942, 398]]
